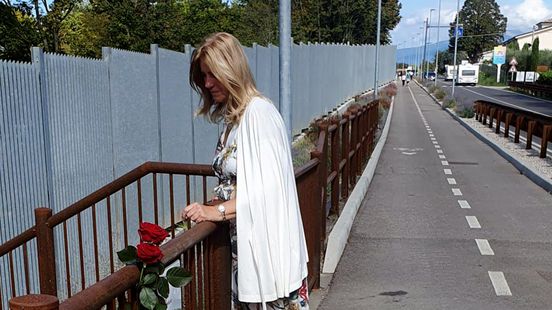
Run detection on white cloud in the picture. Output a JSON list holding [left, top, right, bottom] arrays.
[[502, 0, 552, 31]]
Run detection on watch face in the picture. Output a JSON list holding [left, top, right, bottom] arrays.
[[217, 204, 225, 213]]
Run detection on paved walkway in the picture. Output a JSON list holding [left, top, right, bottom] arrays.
[[318, 83, 552, 309]]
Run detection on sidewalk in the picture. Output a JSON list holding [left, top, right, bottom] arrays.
[[316, 83, 552, 309]]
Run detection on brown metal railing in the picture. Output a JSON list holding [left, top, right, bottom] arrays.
[[474, 100, 552, 159], [1, 162, 220, 309], [3, 97, 384, 309], [508, 81, 552, 99]]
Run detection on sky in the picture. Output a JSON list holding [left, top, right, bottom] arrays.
[[390, 0, 552, 49]]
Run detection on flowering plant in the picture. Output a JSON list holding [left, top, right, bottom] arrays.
[[117, 222, 191, 310]]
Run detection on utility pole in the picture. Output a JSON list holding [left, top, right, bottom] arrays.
[[426, 9, 435, 79], [374, 0, 382, 99], [279, 0, 292, 142], [434, 0, 442, 86], [452, 0, 460, 97], [422, 19, 428, 79]]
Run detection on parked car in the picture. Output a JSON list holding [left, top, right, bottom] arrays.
[[423, 72, 436, 80]]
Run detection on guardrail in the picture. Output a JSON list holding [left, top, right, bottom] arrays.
[[2, 95, 388, 309], [474, 100, 552, 159], [508, 81, 552, 99]]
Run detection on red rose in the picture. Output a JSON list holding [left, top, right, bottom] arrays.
[[138, 222, 168, 245], [137, 243, 163, 265]]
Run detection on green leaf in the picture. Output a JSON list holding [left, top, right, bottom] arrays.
[[142, 273, 158, 286], [157, 277, 169, 298], [166, 267, 192, 287], [116, 246, 137, 265], [145, 262, 165, 275], [139, 287, 158, 310], [154, 303, 167, 310]]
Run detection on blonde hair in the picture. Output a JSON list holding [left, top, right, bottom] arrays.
[[190, 32, 260, 125]]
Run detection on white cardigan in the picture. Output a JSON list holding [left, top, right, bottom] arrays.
[[235, 97, 309, 303]]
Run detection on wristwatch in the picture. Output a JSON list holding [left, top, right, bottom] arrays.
[[217, 204, 226, 221]]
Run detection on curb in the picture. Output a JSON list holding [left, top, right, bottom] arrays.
[[322, 95, 395, 274], [416, 81, 552, 193]]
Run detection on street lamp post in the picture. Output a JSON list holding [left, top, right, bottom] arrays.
[[452, 0, 460, 98], [422, 19, 429, 79], [426, 9, 435, 79], [374, 0, 382, 99], [434, 0, 442, 86]]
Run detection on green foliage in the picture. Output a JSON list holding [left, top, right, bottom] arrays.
[[530, 37, 540, 71], [434, 89, 446, 100], [522, 43, 531, 51], [507, 39, 519, 51], [443, 97, 456, 109], [448, 0, 507, 63], [537, 71, 552, 86], [2, 0, 402, 60], [436, 50, 468, 73], [428, 85, 438, 93], [0, 3, 42, 61], [166, 267, 192, 287], [458, 106, 474, 118], [478, 63, 507, 86]]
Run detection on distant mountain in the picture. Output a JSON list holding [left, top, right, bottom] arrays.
[[396, 40, 449, 65], [395, 32, 521, 65]]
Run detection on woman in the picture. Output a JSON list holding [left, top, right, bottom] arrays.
[[181, 32, 309, 310]]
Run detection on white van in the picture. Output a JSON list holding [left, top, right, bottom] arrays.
[[456, 63, 479, 85], [445, 65, 456, 81]]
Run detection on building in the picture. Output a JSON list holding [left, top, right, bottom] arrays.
[[478, 18, 552, 64], [504, 18, 552, 50]]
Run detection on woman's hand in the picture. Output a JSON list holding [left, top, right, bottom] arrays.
[[181, 202, 220, 223]]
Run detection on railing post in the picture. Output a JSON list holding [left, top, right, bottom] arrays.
[[341, 113, 350, 199], [515, 116, 524, 143], [505, 113, 513, 138], [35, 208, 57, 296], [526, 120, 536, 150], [317, 122, 329, 219], [496, 109, 503, 134], [9, 294, 59, 310], [541, 125, 551, 159], [330, 118, 340, 215], [206, 223, 231, 310]]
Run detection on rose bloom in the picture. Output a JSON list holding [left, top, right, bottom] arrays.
[[138, 222, 169, 245], [137, 243, 164, 265]]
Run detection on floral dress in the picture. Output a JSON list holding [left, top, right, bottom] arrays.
[[212, 123, 309, 310]]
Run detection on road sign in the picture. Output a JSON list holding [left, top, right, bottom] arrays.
[[492, 46, 506, 65], [455, 26, 464, 38]]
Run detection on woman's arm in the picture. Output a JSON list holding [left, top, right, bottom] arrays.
[[180, 198, 236, 223]]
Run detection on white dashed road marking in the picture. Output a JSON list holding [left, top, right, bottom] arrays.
[[488, 271, 512, 296], [437, 149, 443, 154], [452, 188, 462, 196], [465, 216, 481, 228], [447, 178, 456, 185], [441, 160, 449, 166], [444, 169, 452, 175], [476, 239, 495, 255], [458, 200, 471, 209], [439, 155, 446, 159]]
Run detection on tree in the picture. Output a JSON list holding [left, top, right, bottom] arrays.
[[530, 37, 539, 70], [0, 3, 41, 61], [448, 0, 506, 63], [506, 39, 519, 51], [436, 50, 468, 73]]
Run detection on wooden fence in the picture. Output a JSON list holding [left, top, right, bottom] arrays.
[[1, 97, 383, 310]]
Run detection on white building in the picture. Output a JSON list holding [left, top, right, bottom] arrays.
[[478, 18, 552, 63], [504, 18, 552, 50]]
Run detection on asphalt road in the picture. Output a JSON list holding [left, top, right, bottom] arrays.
[[319, 83, 552, 309], [435, 79, 552, 117]]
